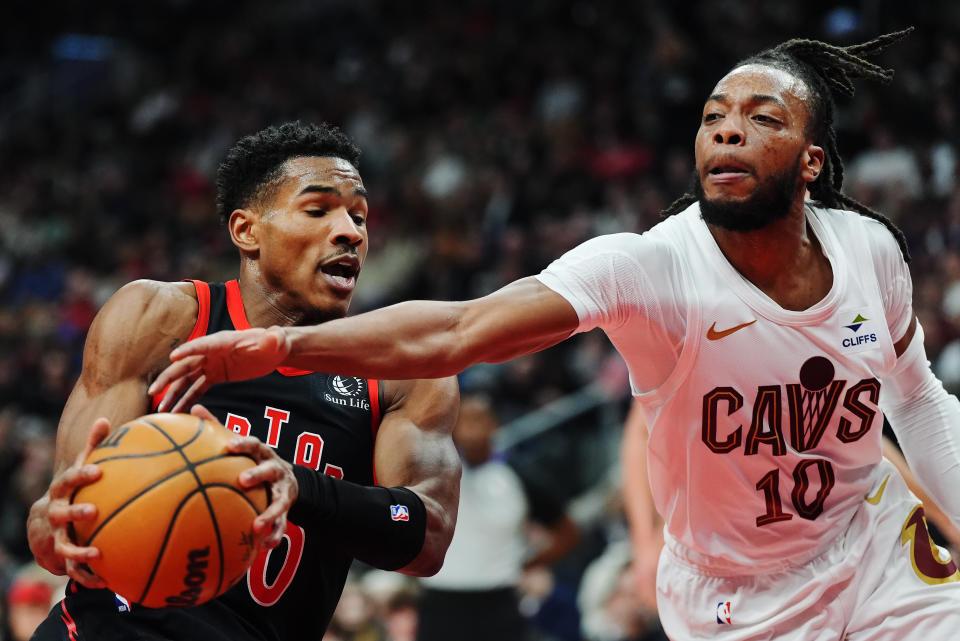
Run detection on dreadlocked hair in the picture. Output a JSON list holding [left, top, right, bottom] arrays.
[[661, 27, 914, 262]]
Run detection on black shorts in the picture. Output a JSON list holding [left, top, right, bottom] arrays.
[[31, 589, 267, 641]]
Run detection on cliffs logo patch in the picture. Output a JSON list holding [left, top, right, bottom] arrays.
[[840, 313, 878, 351], [844, 314, 869, 332], [390, 504, 410, 522], [327, 375, 365, 398], [716, 601, 732, 624]]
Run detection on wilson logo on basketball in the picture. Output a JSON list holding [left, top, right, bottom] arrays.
[[164, 547, 211, 608], [324, 376, 370, 410]]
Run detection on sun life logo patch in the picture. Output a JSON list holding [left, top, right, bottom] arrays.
[[327, 375, 365, 398]]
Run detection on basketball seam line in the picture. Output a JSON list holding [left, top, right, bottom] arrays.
[[138, 417, 226, 604]]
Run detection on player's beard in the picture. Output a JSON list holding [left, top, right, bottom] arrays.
[[695, 154, 803, 232]]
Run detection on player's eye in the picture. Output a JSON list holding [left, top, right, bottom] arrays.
[[305, 209, 328, 217], [704, 113, 722, 123], [350, 213, 366, 226], [754, 114, 780, 124]]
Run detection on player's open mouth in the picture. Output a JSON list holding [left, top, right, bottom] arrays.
[[319, 257, 360, 291], [707, 163, 752, 184]]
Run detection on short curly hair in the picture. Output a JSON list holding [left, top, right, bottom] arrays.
[[215, 121, 362, 224]]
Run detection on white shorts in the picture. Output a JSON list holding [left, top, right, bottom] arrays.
[[656, 459, 960, 641]]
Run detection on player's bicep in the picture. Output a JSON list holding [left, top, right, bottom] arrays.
[[373, 377, 460, 490], [457, 277, 580, 365], [54, 281, 198, 470]]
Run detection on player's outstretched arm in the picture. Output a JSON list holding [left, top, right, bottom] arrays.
[[27, 280, 199, 586], [151, 277, 580, 412]]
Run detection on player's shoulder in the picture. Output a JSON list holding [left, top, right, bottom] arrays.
[[81, 280, 202, 381], [102, 279, 199, 326], [90, 280, 200, 350], [809, 204, 906, 265]]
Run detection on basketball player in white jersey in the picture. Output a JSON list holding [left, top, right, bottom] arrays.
[[152, 29, 960, 640]]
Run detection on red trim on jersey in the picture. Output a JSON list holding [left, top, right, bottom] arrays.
[[60, 600, 80, 641], [151, 280, 211, 410], [224, 279, 313, 377], [369, 378, 381, 485], [186, 279, 211, 340]]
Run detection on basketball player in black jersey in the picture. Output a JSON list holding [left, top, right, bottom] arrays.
[[26, 122, 460, 640]]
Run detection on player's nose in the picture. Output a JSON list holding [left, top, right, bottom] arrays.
[[713, 117, 745, 146], [328, 208, 364, 247]]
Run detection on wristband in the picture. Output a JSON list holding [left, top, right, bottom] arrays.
[[289, 465, 427, 570]]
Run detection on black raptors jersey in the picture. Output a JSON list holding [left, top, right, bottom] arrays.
[[36, 280, 382, 641]]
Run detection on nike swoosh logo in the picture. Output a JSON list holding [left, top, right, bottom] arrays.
[[706, 320, 757, 341], [866, 475, 890, 505]]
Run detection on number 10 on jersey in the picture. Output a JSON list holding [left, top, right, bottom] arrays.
[[755, 459, 836, 526]]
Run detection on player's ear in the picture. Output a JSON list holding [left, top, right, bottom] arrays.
[[229, 209, 259, 253], [801, 143, 824, 184]]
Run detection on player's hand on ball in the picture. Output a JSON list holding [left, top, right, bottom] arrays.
[[150, 327, 292, 413], [27, 418, 111, 588], [221, 426, 298, 551], [189, 403, 292, 548]]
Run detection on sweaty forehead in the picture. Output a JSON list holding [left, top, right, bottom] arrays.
[[710, 63, 811, 104], [280, 156, 364, 192]]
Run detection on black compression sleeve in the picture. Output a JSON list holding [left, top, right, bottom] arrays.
[[288, 465, 427, 570]]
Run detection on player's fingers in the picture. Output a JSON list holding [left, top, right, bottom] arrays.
[[260, 514, 288, 549], [149, 354, 205, 399], [153, 371, 191, 412], [54, 526, 100, 564], [189, 403, 219, 424], [86, 418, 111, 451], [237, 459, 286, 489], [253, 498, 288, 536], [169, 332, 238, 361], [227, 436, 273, 460], [64, 559, 108, 589], [47, 501, 97, 526], [167, 373, 209, 414], [49, 464, 102, 499]]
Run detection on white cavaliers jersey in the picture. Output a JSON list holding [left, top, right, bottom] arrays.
[[537, 202, 913, 571]]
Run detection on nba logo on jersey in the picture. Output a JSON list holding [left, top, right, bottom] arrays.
[[114, 593, 131, 613], [716, 601, 732, 624], [390, 505, 410, 521]]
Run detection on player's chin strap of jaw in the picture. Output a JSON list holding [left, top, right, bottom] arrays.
[[287, 466, 426, 570], [881, 323, 960, 526]]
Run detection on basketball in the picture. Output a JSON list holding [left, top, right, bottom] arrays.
[[71, 413, 268, 608]]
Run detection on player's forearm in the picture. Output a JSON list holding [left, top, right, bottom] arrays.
[[289, 467, 431, 571], [397, 489, 458, 577], [882, 325, 960, 526], [282, 300, 472, 379], [621, 402, 663, 544]]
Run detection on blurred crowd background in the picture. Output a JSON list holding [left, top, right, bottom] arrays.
[[1, 1, 958, 639]]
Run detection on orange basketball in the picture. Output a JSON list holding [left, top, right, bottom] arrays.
[[72, 413, 268, 608]]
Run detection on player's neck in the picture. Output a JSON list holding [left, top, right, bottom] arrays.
[[707, 200, 833, 311]]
